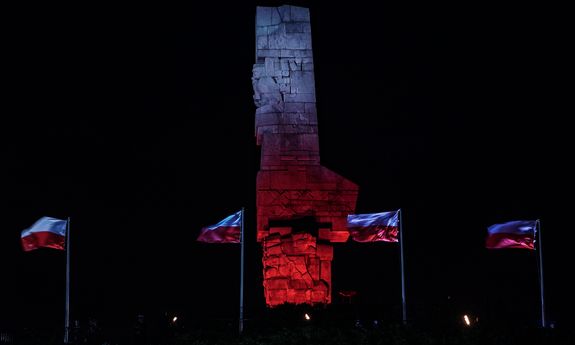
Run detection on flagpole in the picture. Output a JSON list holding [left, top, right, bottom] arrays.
[[536, 219, 546, 328], [239, 208, 245, 334], [399, 209, 407, 324], [64, 217, 71, 344]]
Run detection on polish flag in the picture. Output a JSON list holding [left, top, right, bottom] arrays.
[[347, 210, 399, 242], [486, 220, 537, 250], [197, 210, 242, 243], [21, 217, 67, 252]]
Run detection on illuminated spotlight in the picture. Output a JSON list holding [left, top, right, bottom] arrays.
[[172, 316, 178, 323], [463, 314, 471, 326], [304, 313, 311, 321]]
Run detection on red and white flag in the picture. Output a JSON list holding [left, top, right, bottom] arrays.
[[486, 220, 537, 250], [197, 211, 242, 243], [21, 216, 67, 251], [347, 210, 400, 242]]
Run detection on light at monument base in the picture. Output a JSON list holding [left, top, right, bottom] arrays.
[[463, 314, 471, 326], [172, 316, 178, 323], [304, 313, 311, 321]]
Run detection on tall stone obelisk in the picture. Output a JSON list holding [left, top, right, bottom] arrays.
[[253, 5, 359, 306]]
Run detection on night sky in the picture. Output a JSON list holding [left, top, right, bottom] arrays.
[[2, 1, 572, 330]]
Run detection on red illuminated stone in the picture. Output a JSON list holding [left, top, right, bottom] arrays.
[[254, 5, 359, 306]]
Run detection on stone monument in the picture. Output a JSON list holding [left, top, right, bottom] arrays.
[[253, 5, 359, 306]]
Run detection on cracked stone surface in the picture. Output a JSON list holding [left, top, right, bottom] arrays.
[[254, 5, 359, 306]]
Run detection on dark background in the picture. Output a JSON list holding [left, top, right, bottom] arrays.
[[1, 0, 571, 331]]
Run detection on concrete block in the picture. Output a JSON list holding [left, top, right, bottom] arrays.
[[271, 8, 282, 25], [257, 49, 281, 58], [278, 5, 291, 22], [256, 7, 273, 26], [286, 23, 304, 33], [257, 35, 268, 49], [290, 6, 310, 22], [285, 102, 305, 113], [284, 93, 316, 103]]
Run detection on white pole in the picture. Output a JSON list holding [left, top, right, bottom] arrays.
[[399, 209, 407, 324], [64, 217, 71, 343], [536, 219, 546, 328], [239, 208, 245, 334]]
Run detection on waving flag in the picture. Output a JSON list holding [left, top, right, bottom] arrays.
[[347, 210, 399, 242], [21, 216, 67, 251], [197, 210, 242, 243], [486, 220, 537, 249]]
